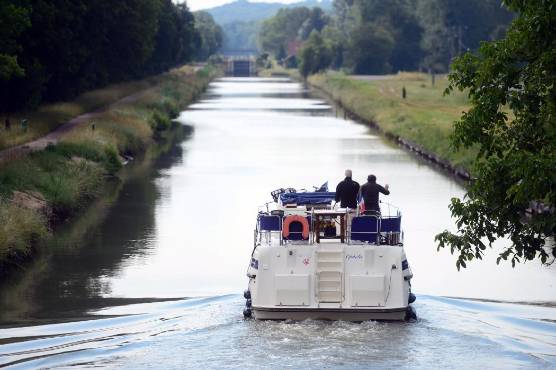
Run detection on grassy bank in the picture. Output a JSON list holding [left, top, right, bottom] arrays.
[[0, 72, 180, 151], [308, 72, 476, 172], [261, 66, 476, 175], [0, 65, 219, 276], [259, 63, 301, 79]]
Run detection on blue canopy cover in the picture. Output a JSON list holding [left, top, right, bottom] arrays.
[[280, 192, 336, 205]]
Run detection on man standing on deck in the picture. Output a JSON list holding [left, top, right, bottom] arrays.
[[360, 174, 390, 214], [335, 169, 360, 209]]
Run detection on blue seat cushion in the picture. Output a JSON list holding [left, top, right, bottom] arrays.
[[351, 216, 379, 242], [380, 216, 401, 233], [259, 215, 281, 231]]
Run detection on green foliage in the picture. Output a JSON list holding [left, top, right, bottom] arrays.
[[146, 0, 196, 74], [299, 31, 332, 78], [194, 11, 224, 61], [103, 145, 123, 173], [436, 1, 556, 267], [298, 8, 329, 41], [0, 199, 48, 260], [342, 0, 423, 73], [50, 142, 107, 164], [344, 23, 395, 74], [0, 0, 201, 113], [262, 0, 514, 77], [0, 148, 105, 214], [259, 7, 328, 58], [161, 99, 180, 119], [0, 1, 30, 80], [150, 109, 172, 131], [417, 0, 514, 73], [284, 55, 298, 69]]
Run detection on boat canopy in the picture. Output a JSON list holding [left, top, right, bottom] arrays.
[[280, 192, 336, 205]]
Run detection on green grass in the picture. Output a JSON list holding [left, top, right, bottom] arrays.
[[258, 60, 301, 79], [0, 145, 108, 216], [0, 65, 220, 271], [309, 72, 477, 171], [0, 199, 48, 263], [0, 66, 203, 151]]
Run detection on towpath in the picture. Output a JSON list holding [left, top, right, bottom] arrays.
[[348, 75, 392, 82], [0, 65, 204, 165], [0, 93, 145, 165]]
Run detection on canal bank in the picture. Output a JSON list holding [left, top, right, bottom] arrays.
[[308, 72, 475, 180], [0, 66, 220, 280], [264, 67, 474, 180]]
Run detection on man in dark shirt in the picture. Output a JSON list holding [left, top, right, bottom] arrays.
[[335, 169, 360, 208], [360, 174, 390, 214]]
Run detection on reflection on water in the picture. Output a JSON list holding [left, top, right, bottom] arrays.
[[0, 77, 555, 368], [0, 128, 190, 322]]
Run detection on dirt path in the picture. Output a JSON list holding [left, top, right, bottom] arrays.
[[0, 66, 207, 166], [0, 91, 147, 165]]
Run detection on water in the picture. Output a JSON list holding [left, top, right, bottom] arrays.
[[1, 77, 555, 368]]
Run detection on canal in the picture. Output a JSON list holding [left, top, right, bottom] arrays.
[[1, 77, 555, 368]]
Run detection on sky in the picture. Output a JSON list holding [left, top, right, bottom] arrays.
[[185, 0, 310, 11]]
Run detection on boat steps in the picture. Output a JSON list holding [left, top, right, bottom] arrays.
[[316, 249, 344, 303]]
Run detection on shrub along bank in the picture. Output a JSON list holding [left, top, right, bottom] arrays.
[[0, 66, 219, 277]]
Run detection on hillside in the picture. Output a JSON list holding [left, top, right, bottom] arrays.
[[207, 0, 332, 25]]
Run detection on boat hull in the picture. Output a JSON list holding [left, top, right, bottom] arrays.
[[252, 306, 407, 321], [247, 244, 413, 321]]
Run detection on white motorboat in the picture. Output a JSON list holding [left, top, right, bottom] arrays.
[[243, 186, 416, 321]]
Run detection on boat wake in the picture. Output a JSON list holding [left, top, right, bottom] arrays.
[[0, 295, 555, 369], [0, 295, 240, 369]]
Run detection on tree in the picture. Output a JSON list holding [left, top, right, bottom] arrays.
[[298, 30, 332, 78], [344, 22, 394, 74], [193, 11, 223, 61], [0, 0, 198, 113], [436, 1, 556, 268], [146, 0, 180, 73], [417, 0, 514, 73], [175, 3, 196, 65], [298, 8, 329, 41], [259, 7, 316, 57], [329, 0, 423, 73], [386, 0, 424, 72], [320, 23, 344, 69], [0, 1, 30, 80]]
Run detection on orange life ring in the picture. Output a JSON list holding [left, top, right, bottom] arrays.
[[282, 215, 310, 240]]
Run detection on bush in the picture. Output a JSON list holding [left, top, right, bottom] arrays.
[[299, 31, 332, 78], [104, 145, 122, 173], [284, 55, 298, 69], [150, 109, 171, 131], [161, 99, 180, 119], [0, 148, 107, 215], [47, 142, 104, 163], [0, 199, 48, 260], [207, 54, 224, 66]]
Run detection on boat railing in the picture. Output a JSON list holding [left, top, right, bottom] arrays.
[[349, 214, 381, 244], [255, 205, 403, 247], [256, 212, 283, 245], [346, 213, 403, 246]]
